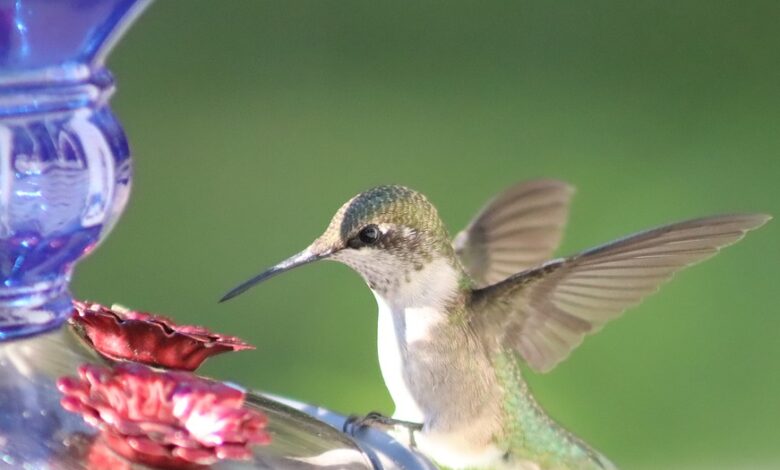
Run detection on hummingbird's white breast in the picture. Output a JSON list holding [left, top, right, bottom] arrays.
[[371, 257, 507, 469], [374, 292, 427, 423], [372, 256, 457, 423]]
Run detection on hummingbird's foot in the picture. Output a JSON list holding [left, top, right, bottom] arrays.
[[343, 411, 422, 447]]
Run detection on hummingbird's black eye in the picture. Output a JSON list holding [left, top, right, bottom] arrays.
[[358, 225, 381, 245]]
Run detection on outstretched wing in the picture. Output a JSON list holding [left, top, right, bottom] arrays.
[[453, 180, 575, 287], [470, 214, 770, 373]]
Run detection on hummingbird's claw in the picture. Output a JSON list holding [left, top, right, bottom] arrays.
[[342, 411, 422, 447]]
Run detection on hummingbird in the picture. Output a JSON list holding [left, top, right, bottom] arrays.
[[221, 181, 769, 470]]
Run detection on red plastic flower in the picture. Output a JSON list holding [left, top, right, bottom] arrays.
[[71, 300, 254, 371], [87, 438, 133, 470], [58, 364, 271, 469]]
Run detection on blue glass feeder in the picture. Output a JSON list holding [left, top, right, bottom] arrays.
[[0, 1, 435, 468], [0, 0, 143, 339]]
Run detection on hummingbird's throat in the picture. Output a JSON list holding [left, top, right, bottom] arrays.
[[334, 247, 462, 311]]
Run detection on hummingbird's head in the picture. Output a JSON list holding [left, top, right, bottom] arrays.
[[221, 185, 460, 302]]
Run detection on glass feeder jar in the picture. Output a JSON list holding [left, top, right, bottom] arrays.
[[0, 1, 435, 468]]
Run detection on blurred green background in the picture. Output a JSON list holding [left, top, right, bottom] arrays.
[[74, 2, 779, 468]]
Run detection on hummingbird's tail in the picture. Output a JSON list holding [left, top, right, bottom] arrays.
[[494, 351, 618, 470]]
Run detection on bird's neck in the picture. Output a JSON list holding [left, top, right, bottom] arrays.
[[379, 255, 468, 314]]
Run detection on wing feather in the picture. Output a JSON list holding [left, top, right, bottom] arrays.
[[453, 180, 575, 287], [471, 213, 771, 373]]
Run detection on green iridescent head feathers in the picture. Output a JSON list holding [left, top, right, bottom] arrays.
[[220, 184, 460, 302], [312, 185, 451, 254]]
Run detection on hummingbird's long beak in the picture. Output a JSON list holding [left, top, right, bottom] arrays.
[[219, 247, 331, 303]]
